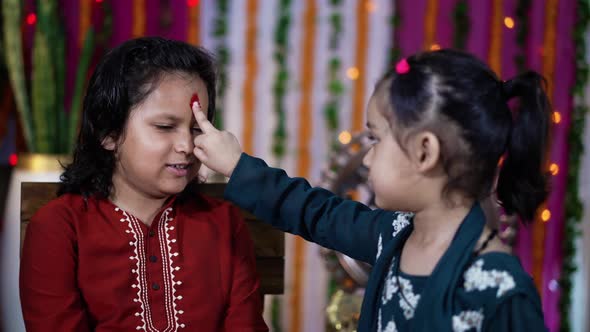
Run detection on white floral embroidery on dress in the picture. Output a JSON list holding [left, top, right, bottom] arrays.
[[381, 258, 420, 319], [377, 308, 399, 332], [116, 207, 185, 331], [452, 309, 484, 332], [383, 320, 398, 332], [381, 258, 398, 305], [392, 212, 413, 237], [376, 234, 383, 260], [397, 277, 420, 319], [463, 259, 515, 298]]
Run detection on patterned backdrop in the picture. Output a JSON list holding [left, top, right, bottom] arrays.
[[1, 0, 587, 331]]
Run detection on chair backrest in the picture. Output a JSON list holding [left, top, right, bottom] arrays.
[[20, 182, 284, 295]]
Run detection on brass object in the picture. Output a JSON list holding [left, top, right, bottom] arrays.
[[326, 290, 363, 332], [15, 153, 71, 173]]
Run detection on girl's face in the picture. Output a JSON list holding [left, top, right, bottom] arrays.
[[106, 74, 209, 200], [362, 94, 422, 211]]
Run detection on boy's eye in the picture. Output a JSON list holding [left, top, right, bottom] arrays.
[[191, 127, 203, 134], [155, 124, 174, 130]]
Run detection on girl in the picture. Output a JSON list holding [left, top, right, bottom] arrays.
[[20, 37, 268, 331], [192, 49, 548, 331]]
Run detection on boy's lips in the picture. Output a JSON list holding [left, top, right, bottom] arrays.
[[166, 162, 192, 168], [165, 163, 193, 177]]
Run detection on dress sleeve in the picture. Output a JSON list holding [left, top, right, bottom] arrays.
[[224, 153, 390, 264], [19, 204, 91, 332], [486, 293, 548, 331], [222, 206, 269, 332]]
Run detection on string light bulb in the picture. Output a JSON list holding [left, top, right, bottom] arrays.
[[541, 209, 551, 222], [365, 1, 377, 12], [26, 13, 36, 25], [552, 111, 561, 124], [9, 154, 18, 167], [346, 67, 359, 80], [504, 17, 515, 29], [549, 163, 559, 176], [338, 131, 352, 144]]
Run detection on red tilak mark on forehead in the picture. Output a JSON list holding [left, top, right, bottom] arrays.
[[190, 93, 201, 109]]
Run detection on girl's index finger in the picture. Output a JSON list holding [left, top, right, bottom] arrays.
[[192, 103, 216, 134]]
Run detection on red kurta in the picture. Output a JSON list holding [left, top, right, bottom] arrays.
[[20, 192, 268, 332]]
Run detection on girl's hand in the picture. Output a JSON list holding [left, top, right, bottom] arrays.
[[192, 102, 242, 177]]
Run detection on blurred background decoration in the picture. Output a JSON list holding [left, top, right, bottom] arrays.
[[0, 1, 589, 332], [2, 0, 102, 154]]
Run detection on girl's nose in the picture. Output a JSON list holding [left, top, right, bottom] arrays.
[[362, 147, 373, 168]]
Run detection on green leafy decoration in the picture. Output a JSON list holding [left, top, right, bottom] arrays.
[[452, 0, 469, 50], [212, 0, 230, 129], [271, 0, 292, 161], [324, 0, 344, 152], [559, 1, 589, 330]]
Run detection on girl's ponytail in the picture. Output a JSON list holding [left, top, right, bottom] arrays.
[[496, 71, 551, 222]]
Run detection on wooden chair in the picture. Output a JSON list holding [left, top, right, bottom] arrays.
[[20, 182, 284, 296]]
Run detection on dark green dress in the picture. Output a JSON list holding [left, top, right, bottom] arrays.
[[224, 154, 547, 331]]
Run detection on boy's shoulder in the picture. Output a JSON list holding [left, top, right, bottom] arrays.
[[32, 193, 87, 220], [26, 193, 93, 234]]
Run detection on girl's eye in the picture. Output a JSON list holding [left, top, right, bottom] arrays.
[[366, 133, 378, 144], [191, 127, 203, 134]]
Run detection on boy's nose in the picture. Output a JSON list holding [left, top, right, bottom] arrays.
[[174, 131, 194, 154]]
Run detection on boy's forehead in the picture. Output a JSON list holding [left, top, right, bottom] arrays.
[[132, 79, 208, 119]]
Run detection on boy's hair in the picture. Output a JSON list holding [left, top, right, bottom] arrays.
[[59, 37, 217, 198], [376, 49, 551, 222]]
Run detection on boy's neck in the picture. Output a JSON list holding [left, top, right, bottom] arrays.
[[110, 177, 170, 227]]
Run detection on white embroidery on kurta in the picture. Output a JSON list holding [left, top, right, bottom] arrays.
[[376, 234, 383, 260], [392, 213, 412, 237], [116, 207, 184, 331], [463, 259, 515, 298], [452, 309, 484, 332], [381, 258, 420, 319]]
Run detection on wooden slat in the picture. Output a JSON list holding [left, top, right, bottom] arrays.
[[20, 182, 284, 295]]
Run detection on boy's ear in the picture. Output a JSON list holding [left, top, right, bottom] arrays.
[[409, 131, 440, 173], [101, 135, 117, 151]]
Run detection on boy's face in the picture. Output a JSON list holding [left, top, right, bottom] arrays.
[[107, 74, 209, 199]]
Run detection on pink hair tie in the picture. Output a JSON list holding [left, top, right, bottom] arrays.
[[395, 58, 410, 74]]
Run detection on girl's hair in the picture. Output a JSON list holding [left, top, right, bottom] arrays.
[[59, 37, 217, 198], [376, 49, 551, 222]]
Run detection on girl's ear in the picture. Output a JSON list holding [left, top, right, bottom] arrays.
[[409, 131, 441, 173], [101, 135, 117, 151]]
